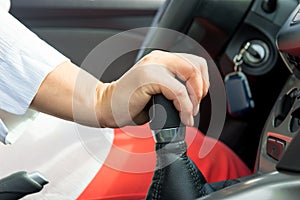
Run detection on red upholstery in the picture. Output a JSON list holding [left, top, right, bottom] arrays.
[[77, 124, 251, 200]]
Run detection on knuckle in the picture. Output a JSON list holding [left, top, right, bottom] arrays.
[[141, 54, 153, 63], [141, 54, 159, 65], [191, 66, 199, 75], [195, 90, 203, 100], [138, 67, 153, 81], [199, 57, 208, 66], [151, 50, 162, 55], [184, 103, 193, 114], [175, 85, 187, 98]]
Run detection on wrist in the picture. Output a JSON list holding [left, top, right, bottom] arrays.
[[95, 81, 116, 128]]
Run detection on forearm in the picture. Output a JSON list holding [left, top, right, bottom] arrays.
[[30, 61, 105, 127]]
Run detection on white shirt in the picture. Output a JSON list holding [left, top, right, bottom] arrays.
[[0, 0, 10, 11], [0, 0, 69, 144]]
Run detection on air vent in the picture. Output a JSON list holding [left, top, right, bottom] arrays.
[[273, 88, 297, 128]]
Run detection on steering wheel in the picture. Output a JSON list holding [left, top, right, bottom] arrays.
[[136, 0, 200, 60]]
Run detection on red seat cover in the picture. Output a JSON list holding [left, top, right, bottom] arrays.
[[77, 124, 251, 200]]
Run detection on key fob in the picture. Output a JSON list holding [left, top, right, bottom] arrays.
[[224, 71, 255, 117]]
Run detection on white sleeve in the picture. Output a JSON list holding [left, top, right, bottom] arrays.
[[0, 0, 10, 11], [0, 10, 69, 115]]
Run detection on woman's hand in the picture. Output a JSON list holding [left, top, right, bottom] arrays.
[[97, 50, 209, 128]]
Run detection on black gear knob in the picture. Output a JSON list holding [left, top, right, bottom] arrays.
[[146, 94, 207, 200], [150, 94, 181, 130], [149, 94, 185, 143]]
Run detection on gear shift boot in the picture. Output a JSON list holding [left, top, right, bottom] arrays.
[[146, 94, 241, 199], [146, 137, 207, 200]]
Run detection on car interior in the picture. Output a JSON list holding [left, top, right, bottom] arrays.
[[1, 0, 300, 199]]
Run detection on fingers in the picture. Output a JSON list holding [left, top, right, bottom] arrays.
[[175, 53, 209, 115], [131, 64, 194, 126], [158, 74, 194, 127], [137, 50, 209, 126]]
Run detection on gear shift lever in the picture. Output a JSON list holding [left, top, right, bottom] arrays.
[[146, 94, 207, 200]]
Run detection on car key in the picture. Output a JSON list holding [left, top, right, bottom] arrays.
[[224, 42, 255, 117]]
